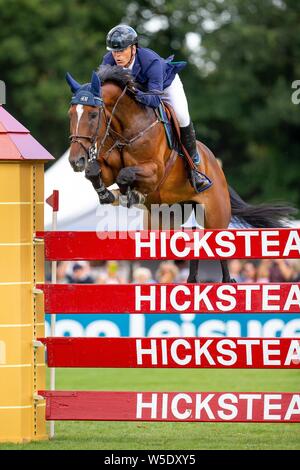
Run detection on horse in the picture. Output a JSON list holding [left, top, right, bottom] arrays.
[[66, 67, 295, 283]]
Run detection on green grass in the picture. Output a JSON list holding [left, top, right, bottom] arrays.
[[1, 368, 299, 450]]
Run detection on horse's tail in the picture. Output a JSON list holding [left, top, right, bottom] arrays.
[[229, 186, 297, 228]]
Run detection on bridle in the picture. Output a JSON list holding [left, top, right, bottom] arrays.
[[69, 84, 160, 164], [69, 105, 103, 162]]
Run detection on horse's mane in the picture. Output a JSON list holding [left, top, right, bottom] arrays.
[[97, 65, 137, 91], [96, 65, 152, 115]]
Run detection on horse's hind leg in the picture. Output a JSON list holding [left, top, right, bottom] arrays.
[[187, 260, 200, 283], [146, 200, 200, 283], [220, 260, 236, 283], [179, 201, 201, 284]]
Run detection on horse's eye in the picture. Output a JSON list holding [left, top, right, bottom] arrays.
[[89, 112, 98, 120]]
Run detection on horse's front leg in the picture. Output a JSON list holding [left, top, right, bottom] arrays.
[[85, 160, 116, 204], [116, 161, 161, 208]]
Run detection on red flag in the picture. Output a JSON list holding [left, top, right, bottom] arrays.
[[46, 190, 59, 212]]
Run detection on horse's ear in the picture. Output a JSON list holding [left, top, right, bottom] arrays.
[[65, 72, 81, 93], [91, 71, 101, 97]]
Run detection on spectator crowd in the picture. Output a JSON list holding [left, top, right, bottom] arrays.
[[48, 258, 300, 285]]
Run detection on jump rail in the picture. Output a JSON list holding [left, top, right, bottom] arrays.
[[36, 228, 300, 260], [41, 337, 300, 369], [40, 391, 299, 423], [38, 228, 300, 423]]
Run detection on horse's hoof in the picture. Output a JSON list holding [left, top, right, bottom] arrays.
[[126, 190, 136, 208], [97, 190, 115, 205], [116, 167, 136, 187], [126, 189, 145, 208], [110, 189, 121, 206], [187, 276, 200, 284], [119, 194, 129, 207]]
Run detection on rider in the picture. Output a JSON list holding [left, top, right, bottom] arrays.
[[100, 24, 212, 193]]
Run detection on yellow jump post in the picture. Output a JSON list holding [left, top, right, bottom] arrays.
[[0, 105, 54, 442]]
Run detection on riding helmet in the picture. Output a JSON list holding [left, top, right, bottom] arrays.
[[106, 25, 138, 51]]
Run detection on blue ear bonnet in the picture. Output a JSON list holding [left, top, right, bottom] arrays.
[[71, 87, 103, 107], [66, 71, 103, 107]]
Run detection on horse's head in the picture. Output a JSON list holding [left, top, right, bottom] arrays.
[[66, 71, 104, 172]]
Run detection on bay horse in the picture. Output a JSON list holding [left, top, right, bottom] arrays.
[[66, 67, 295, 282]]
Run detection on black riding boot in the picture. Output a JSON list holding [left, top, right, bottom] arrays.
[[180, 122, 212, 193]]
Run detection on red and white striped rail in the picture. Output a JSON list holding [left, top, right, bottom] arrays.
[[38, 283, 300, 314], [39, 391, 300, 423], [40, 337, 300, 369], [37, 227, 300, 424], [36, 228, 300, 260]]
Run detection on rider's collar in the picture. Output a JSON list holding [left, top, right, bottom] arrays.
[[125, 56, 135, 71], [71, 90, 103, 107]]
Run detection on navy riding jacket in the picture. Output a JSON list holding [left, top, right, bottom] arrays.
[[100, 47, 187, 108]]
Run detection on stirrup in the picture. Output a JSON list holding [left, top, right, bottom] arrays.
[[191, 169, 213, 194]]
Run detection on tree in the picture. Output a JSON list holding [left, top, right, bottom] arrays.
[[1, 0, 299, 208], [127, 0, 300, 207], [0, 0, 128, 157]]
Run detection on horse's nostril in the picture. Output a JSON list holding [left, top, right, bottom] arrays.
[[69, 156, 86, 172], [75, 157, 86, 171]]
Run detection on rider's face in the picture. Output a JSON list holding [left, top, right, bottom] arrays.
[[112, 46, 136, 67]]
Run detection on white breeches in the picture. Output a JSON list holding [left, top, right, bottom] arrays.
[[161, 74, 191, 127]]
